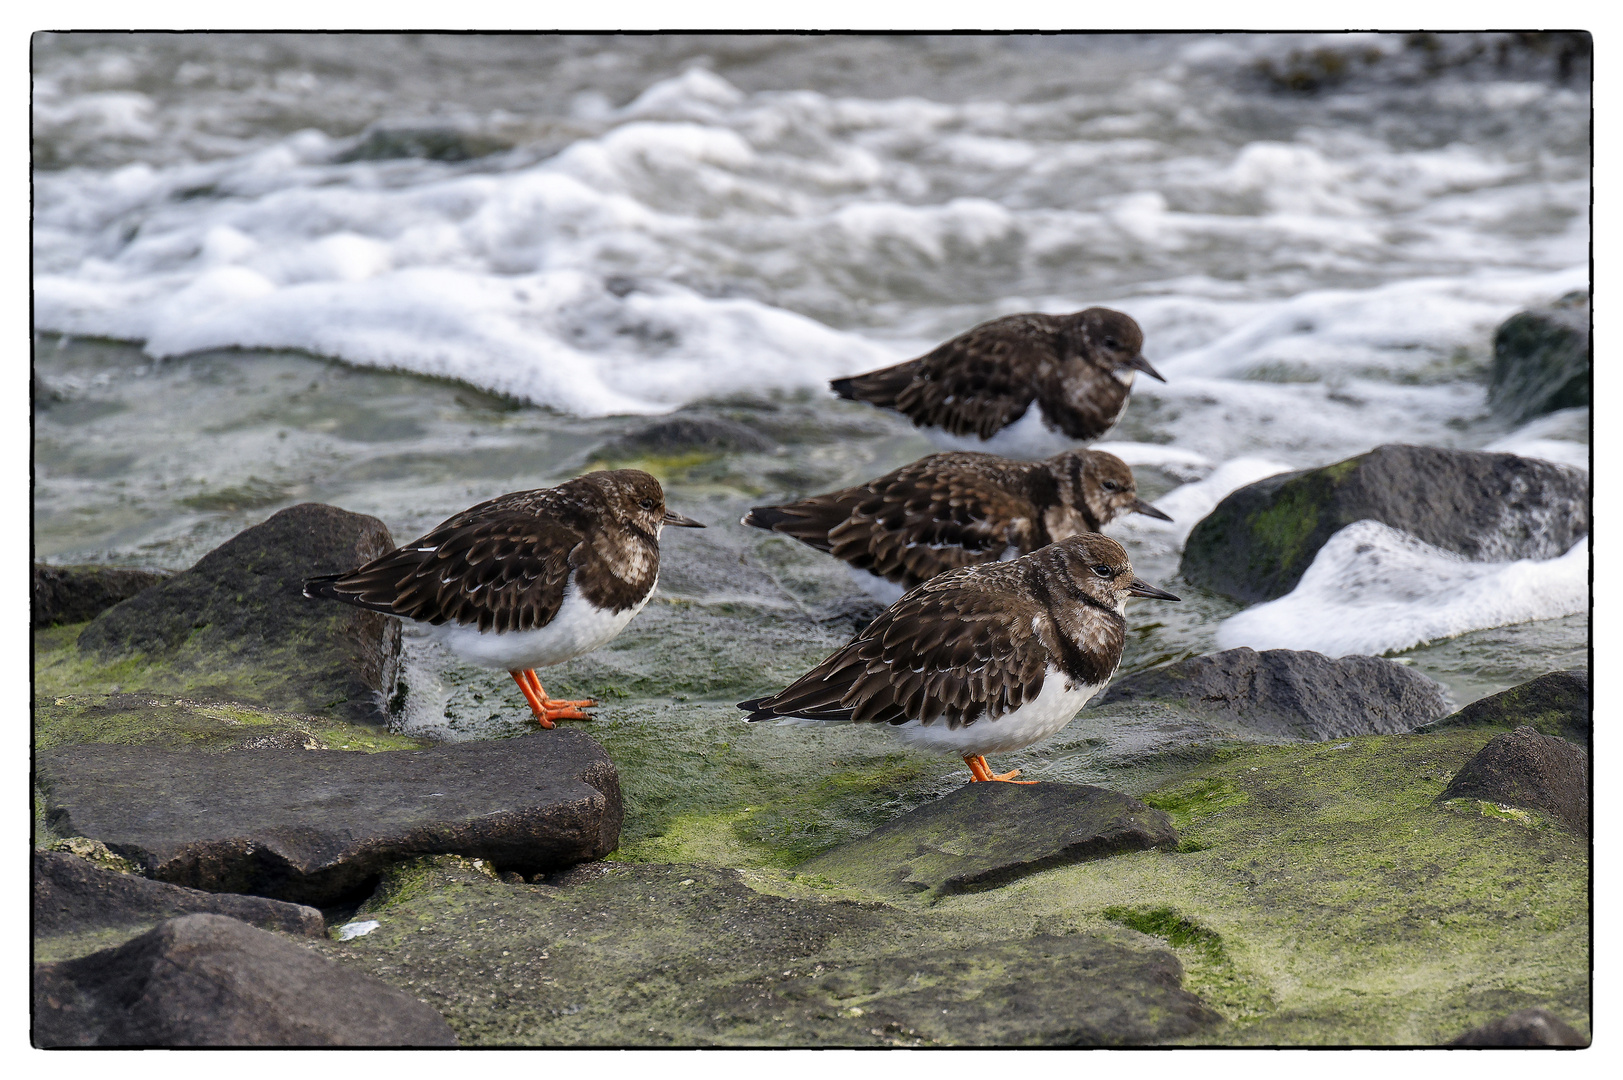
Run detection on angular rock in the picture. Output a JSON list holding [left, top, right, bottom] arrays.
[[1180, 444, 1589, 604], [1420, 670, 1589, 747], [33, 563, 168, 629], [1437, 727, 1588, 834], [33, 914, 457, 1047], [330, 859, 1218, 1046], [1489, 292, 1591, 423], [1448, 1007, 1588, 1047], [37, 731, 622, 905], [596, 414, 778, 458], [76, 503, 402, 725], [800, 783, 1177, 899], [34, 850, 325, 939], [1098, 647, 1450, 740]]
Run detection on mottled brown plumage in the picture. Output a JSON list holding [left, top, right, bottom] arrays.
[[830, 308, 1164, 444], [739, 534, 1180, 787], [742, 449, 1172, 592]]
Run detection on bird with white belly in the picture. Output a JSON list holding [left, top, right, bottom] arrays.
[[304, 469, 703, 728], [830, 307, 1165, 458], [738, 533, 1178, 783]]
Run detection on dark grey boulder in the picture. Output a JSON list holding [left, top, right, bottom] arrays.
[[1448, 1007, 1588, 1047], [34, 850, 324, 939], [800, 783, 1176, 899], [1097, 647, 1450, 740], [1437, 727, 1588, 834], [1180, 444, 1589, 604], [33, 913, 457, 1047], [337, 125, 511, 162], [76, 503, 402, 725], [37, 731, 623, 905], [33, 563, 168, 629], [1420, 670, 1589, 747], [596, 414, 778, 458], [1489, 292, 1590, 423]]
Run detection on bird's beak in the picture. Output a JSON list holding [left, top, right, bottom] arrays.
[[661, 510, 706, 528], [1124, 354, 1167, 383], [1126, 578, 1180, 601], [1131, 497, 1173, 522]]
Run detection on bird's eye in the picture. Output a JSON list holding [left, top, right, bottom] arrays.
[[639, 498, 655, 510], [1092, 564, 1114, 578], [1103, 337, 1120, 349], [1101, 480, 1119, 491]]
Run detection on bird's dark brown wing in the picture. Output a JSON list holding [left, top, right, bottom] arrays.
[[740, 567, 1060, 728], [304, 509, 585, 633], [833, 318, 1060, 439]]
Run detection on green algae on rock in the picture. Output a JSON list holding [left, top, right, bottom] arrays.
[[1419, 669, 1589, 747]]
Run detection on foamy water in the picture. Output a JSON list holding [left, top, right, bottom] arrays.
[[33, 34, 1589, 661]]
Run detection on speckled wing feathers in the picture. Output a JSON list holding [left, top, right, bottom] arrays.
[[742, 566, 1057, 729]]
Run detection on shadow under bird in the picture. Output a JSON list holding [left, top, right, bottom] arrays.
[[742, 448, 1172, 603], [739, 533, 1179, 784], [830, 307, 1164, 458], [304, 469, 703, 727]]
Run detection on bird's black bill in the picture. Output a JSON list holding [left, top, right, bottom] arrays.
[[1126, 578, 1180, 601], [662, 510, 706, 528], [1125, 354, 1167, 383], [1131, 497, 1173, 522]]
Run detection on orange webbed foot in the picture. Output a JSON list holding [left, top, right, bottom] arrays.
[[963, 755, 1038, 784]]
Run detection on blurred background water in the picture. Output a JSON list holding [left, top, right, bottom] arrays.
[[33, 33, 1590, 747]]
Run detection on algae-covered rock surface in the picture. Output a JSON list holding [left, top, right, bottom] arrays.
[[1179, 445, 1589, 604], [1421, 669, 1589, 746], [76, 503, 402, 725], [1097, 647, 1449, 739], [1436, 727, 1589, 835]]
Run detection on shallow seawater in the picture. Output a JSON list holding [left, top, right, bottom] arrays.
[[33, 32, 1589, 746]]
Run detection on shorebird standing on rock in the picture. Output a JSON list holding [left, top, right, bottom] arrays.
[[304, 470, 703, 728], [830, 307, 1164, 457], [739, 534, 1178, 783], [742, 448, 1172, 603]]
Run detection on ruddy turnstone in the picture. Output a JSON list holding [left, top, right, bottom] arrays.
[[830, 308, 1164, 457], [742, 448, 1172, 603], [304, 470, 703, 727], [738, 533, 1178, 783]]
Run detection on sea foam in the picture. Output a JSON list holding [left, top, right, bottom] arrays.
[[1214, 520, 1589, 657]]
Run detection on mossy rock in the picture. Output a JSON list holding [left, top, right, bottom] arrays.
[[1489, 292, 1590, 423], [1180, 444, 1589, 603], [1419, 669, 1589, 746]]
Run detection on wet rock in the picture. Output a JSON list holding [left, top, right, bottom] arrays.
[[1419, 670, 1589, 747], [1180, 444, 1589, 604], [36, 731, 622, 905], [1448, 1007, 1588, 1047], [33, 913, 457, 1047], [1436, 727, 1588, 834], [1097, 647, 1450, 740], [33, 563, 168, 629], [1251, 32, 1590, 94], [77, 503, 402, 725], [336, 125, 511, 162], [322, 859, 1218, 1046], [799, 783, 1176, 899], [1489, 292, 1591, 423], [34, 850, 325, 939], [594, 414, 778, 459]]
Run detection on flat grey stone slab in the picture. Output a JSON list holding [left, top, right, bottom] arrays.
[[1437, 726, 1589, 834], [34, 850, 324, 940], [1099, 647, 1450, 740], [34, 913, 457, 1047], [37, 731, 622, 905], [800, 782, 1177, 899]]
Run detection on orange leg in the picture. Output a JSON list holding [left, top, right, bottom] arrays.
[[963, 754, 1038, 785], [511, 669, 596, 727]]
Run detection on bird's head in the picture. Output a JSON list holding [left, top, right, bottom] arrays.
[[1067, 308, 1164, 384], [1051, 532, 1180, 612], [586, 469, 706, 537], [1048, 450, 1173, 530]]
